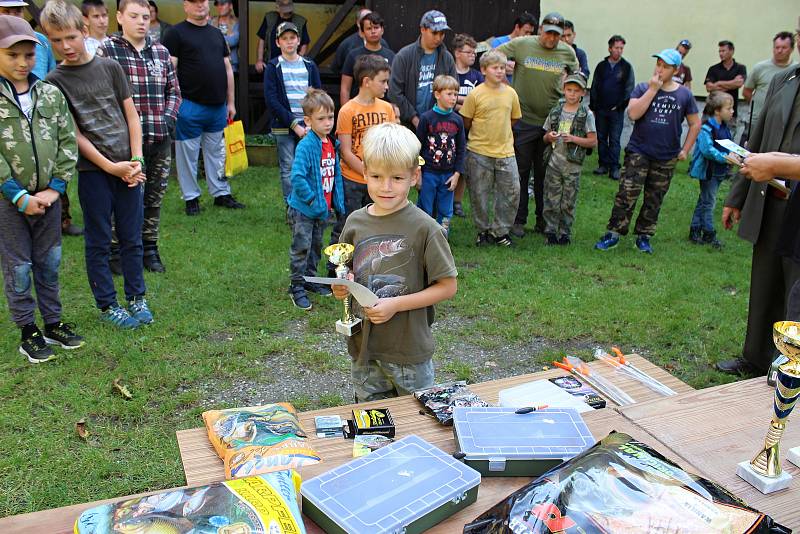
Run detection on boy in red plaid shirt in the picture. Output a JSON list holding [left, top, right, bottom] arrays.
[[98, 0, 180, 273]]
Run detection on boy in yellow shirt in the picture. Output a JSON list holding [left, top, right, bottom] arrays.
[[459, 50, 522, 246]]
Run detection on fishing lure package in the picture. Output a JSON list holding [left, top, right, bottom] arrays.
[[74, 470, 306, 534], [463, 432, 790, 534], [414, 381, 489, 426], [202, 403, 321, 479]]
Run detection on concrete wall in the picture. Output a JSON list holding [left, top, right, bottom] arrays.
[[540, 0, 798, 96]]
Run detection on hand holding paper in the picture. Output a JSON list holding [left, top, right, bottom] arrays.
[[303, 276, 379, 308]]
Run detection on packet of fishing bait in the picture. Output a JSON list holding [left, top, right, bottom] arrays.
[[202, 403, 321, 479], [463, 432, 790, 534], [74, 470, 306, 534]]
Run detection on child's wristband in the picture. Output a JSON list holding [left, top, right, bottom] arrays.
[[17, 194, 29, 213], [130, 156, 145, 168]]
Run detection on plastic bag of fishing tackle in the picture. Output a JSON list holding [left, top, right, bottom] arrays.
[[414, 381, 489, 426], [463, 432, 790, 534], [74, 469, 306, 534], [202, 403, 321, 479]]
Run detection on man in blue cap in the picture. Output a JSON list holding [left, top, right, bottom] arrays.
[[595, 48, 701, 254], [389, 9, 457, 128]]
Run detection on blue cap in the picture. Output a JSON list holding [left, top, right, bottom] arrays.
[[652, 48, 682, 67], [420, 10, 450, 31]]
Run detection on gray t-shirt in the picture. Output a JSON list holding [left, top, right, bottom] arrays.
[[46, 56, 132, 172], [745, 59, 799, 127], [340, 201, 457, 364]]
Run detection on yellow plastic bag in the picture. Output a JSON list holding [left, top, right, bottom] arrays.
[[224, 119, 248, 177]]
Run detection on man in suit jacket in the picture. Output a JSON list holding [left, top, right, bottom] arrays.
[[719, 61, 800, 375]]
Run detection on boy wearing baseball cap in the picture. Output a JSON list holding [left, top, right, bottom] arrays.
[[388, 9, 457, 127], [264, 20, 322, 203], [541, 73, 597, 245], [595, 48, 700, 254], [0, 15, 84, 362]]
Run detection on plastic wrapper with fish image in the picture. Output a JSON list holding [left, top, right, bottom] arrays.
[[463, 432, 791, 534], [74, 470, 306, 534], [203, 403, 321, 479]]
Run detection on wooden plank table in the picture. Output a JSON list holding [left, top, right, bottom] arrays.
[[618, 377, 800, 530], [0, 355, 693, 533]]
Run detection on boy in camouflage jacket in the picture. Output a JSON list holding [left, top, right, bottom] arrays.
[[0, 15, 84, 363]]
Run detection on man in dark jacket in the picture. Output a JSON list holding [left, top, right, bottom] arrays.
[[719, 60, 800, 375], [388, 10, 457, 127], [590, 34, 634, 180]]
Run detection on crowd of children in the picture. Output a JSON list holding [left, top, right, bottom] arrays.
[[0, 3, 747, 404]]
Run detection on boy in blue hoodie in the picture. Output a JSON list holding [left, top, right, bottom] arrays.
[[287, 88, 344, 310]]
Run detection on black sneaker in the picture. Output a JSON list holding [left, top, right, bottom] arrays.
[[143, 249, 166, 273], [289, 285, 312, 310], [533, 219, 546, 234], [545, 233, 559, 245], [493, 234, 513, 247], [20, 326, 56, 363], [185, 198, 200, 216], [44, 322, 85, 349], [305, 282, 333, 296], [558, 235, 571, 245], [475, 231, 492, 247], [62, 222, 84, 236], [689, 227, 702, 244], [214, 194, 245, 209], [453, 201, 465, 218], [593, 166, 609, 175]]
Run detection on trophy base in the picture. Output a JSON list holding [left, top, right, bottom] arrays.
[[786, 446, 800, 467], [736, 461, 792, 494], [336, 319, 361, 337]]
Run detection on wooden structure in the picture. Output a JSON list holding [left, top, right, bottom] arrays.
[[0, 354, 704, 534]]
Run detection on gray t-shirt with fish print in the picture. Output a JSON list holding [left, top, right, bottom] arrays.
[[340, 201, 457, 364]]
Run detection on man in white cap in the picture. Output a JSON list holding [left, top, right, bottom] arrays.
[[388, 9, 457, 128]]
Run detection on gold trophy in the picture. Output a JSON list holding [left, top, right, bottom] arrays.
[[324, 244, 361, 336], [736, 321, 800, 493]]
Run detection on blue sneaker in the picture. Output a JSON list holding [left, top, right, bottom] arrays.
[[289, 285, 312, 310], [100, 304, 140, 329], [128, 296, 154, 324], [594, 232, 619, 250], [635, 235, 654, 254]]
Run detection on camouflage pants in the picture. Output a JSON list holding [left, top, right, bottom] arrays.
[[351, 358, 434, 403], [607, 152, 677, 237], [465, 151, 520, 237], [542, 162, 581, 237], [112, 139, 171, 248]]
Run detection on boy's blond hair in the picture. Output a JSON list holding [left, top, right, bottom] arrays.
[[301, 88, 334, 116], [41, 0, 85, 32], [480, 49, 507, 69], [362, 123, 421, 173], [432, 74, 459, 93]]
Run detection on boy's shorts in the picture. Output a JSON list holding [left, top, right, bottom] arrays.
[[352, 359, 435, 403]]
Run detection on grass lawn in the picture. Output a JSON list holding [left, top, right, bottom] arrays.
[[0, 153, 753, 516]]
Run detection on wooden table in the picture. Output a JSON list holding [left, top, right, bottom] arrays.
[[618, 377, 800, 530], [0, 355, 693, 533]]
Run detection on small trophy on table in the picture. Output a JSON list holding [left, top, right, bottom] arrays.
[[324, 243, 361, 336], [736, 320, 800, 493]]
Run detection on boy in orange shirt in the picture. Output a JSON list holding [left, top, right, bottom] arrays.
[[330, 53, 396, 252]]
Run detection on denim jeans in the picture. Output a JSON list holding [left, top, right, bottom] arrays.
[[79, 170, 145, 309], [595, 108, 625, 171], [690, 176, 724, 232], [417, 170, 454, 223], [288, 208, 326, 286], [275, 133, 298, 202]]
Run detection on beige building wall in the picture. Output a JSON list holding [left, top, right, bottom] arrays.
[[541, 0, 799, 96]]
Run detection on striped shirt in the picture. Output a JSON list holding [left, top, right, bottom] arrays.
[[279, 56, 308, 120], [98, 35, 182, 144]]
